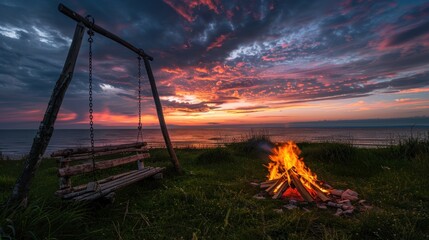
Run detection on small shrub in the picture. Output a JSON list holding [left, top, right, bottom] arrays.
[[316, 142, 357, 164], [226, 129, 274, 156], [391, 134, 429, 160], [196, 147, 234, 164], [149, 149, 170, 162]]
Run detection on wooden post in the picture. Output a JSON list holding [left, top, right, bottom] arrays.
[[143, 58, 183, 174], [6, 23, 85, 207]]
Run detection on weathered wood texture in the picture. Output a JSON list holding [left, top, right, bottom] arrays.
[[58, 153, 150, 177], [59, 167, 164, 201], [7, 23, 85, 207], [143, 58, 182, 174], [51, 142, 147, 157], [58, 3, 182, 174], [58, 4, 153, 61], [57, 146, 148, 163], [289, 169, 314, 202], [53, 141, 162, 201]]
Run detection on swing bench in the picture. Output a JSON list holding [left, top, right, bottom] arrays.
[[49, 11, 168, 201], [51, 142, 163, 201]]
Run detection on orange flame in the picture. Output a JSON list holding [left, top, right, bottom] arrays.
[[267, 141, 328, 197]]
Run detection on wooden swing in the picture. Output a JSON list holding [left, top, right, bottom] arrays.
[[50, 25, 163, 201], [6, 4, 182, 205]]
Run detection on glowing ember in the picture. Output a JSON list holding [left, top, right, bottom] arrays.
[[266, 141, 330, 201]]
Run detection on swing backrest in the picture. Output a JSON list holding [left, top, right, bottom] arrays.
[[51, 142, 150, 196]]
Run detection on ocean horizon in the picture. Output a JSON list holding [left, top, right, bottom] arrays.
[[1, 126, 428, 159]]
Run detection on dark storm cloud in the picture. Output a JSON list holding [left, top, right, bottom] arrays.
[[387, 20, 429, 46], [0, 0, 429, 127]]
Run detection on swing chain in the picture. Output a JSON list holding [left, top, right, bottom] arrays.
[[137, 55, 143, 142], [138, 56, 142, 130], [86, 15, 96, 180]]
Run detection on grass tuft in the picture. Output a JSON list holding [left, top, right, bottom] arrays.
[[196, 147, 234, 164]]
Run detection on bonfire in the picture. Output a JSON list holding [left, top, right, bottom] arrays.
[[254, 141, 371, 215]]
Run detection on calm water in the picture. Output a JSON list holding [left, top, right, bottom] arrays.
[[0, 127, 428, 158]]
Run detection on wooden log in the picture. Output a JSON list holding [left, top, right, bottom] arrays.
[[6, 23, 86, 207], [288, 170, 314, 202], [51, 142, 147, 157], [265, 179, 281, 193], [260, 179, 279, 185], [260, 179, 280, 188], [57, 147, 148, 163], [58, 153, 150, 177], [272, 182, 289, 199], [309, 182, 331, 202]]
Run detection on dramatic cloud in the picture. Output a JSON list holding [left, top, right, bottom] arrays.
[[0, 0, 428, 128]]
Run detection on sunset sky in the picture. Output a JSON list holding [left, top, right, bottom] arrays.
[[0, 0, 428, 128]]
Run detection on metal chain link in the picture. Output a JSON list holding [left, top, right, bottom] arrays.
[[86, 15, 96, 181], [137, 55, 143, 142]]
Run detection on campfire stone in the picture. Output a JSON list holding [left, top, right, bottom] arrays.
[[302, 207, 311, 212], [322, 182, 333, 189], [341, 189, 359, 201], [327, 201, 342, 208], [283, 204, 298, 210], [273, 209, 284, 214], [329, 189, 344, 197], [334, 208, 343, 216], [253, 193, 266, 200], [317, 203, 327, 209]]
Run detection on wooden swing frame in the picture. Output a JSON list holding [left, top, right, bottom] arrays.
[[7, 3, 182, 205]]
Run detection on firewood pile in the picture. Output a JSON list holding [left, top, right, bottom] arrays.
[[251, 141, 372, 216]]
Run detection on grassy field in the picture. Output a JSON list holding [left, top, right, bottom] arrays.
[[1, 137, 428, 239]]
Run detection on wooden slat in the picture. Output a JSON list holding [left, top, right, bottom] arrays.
[[58, 153, 150, 177], [51, 142, 147, 157], [72, 167, 164, 201], [59, 169, 153, 199], [58, 147, 148, 163], [56, 170, 140, 196]]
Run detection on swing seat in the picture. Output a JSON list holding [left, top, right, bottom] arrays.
[[51, 142, 164, 201]]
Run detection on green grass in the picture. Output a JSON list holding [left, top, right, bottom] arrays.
[[1, 139, 429, 239]]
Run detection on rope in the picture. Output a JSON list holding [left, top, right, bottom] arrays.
[[86, 15, 97, 182]]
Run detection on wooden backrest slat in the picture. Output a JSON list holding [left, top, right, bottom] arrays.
[[58, 147, 148, 163], [51, 142, 147, 157], [58, 152, 150, 177]]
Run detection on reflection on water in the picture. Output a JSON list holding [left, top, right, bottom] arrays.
[[0, 127, 428, 158]]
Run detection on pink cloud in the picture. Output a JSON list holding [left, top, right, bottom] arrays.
[[207, 34, 229, 51]]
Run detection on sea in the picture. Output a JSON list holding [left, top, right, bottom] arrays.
[[0, 127, 428, 159]]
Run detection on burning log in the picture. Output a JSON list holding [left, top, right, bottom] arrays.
[[254, 141, 367, 215], [272, 181, 289, 199], [260, 179, 280, 189], [288, 169, 314, 202]]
